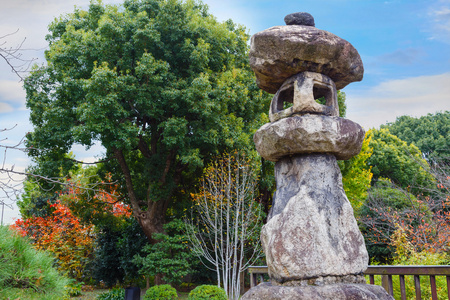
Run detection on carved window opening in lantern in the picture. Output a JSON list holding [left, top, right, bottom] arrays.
[[269, 71, 339, 122]]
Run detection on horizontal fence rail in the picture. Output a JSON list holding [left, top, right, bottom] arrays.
[[248, 265, 450, 300]]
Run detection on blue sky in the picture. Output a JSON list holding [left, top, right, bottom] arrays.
[[1, 0, 449, 223]]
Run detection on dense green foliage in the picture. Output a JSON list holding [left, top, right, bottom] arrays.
[[339, 132, 373, 211], [187, 285, 227, 300], [24, 0, 271, 243], [382, 111, 449, 164], [96, 287, 125, 300], [92, 218, 148, 286], [316, 90, 347, 118], [133, 219, 195, 285], [367, 128, 434, 193], [143, 284, 177, 300], [0, 226, 70, 299]]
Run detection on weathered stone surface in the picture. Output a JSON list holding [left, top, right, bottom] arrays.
[[262, 154, 369, 283], [284, 12, 315, 26], [254, 114, 365, 162], [269, 71, 338, 122], [241, 282, 394, 300], [249, 25, 364, 93]]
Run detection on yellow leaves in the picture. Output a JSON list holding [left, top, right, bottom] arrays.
[[341, 131, 374, 211], [35, 275, 43, 287]]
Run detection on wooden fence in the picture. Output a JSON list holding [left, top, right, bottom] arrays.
[[248, 265, 450, 300]]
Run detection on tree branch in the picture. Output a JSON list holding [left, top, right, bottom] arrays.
[[0, 29, 39, 81], [113, 148, 143, 216]]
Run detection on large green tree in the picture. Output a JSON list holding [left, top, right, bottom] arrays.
[[367, 128, 435, 194], [381, 111, 449, 164], [24, 0, 270, 243]]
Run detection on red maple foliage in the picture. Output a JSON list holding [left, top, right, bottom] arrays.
[[11, 174, 132, 280]]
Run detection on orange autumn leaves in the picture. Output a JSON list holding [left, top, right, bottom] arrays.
[[13, 200, 94, 280], [12, 176, 132, 280]]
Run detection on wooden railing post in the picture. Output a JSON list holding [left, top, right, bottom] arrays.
[[414, 275, 421, 300], [430, 275, 437, 300], [446, 276, 450, 299], [250, 271, 257, 288], [248, 266, 268, 288], [381, 275, 389, 293], [399, 275, 406, 300]]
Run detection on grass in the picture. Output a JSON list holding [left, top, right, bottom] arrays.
[[0, 226, 71, 300], [72, 288, 190, 299], [71, 289, 109, 300]]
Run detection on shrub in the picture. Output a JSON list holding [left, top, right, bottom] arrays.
[[96, 287, 125, 300], [0, 225, 70, 299], [133, 219, 195, 286], [12, 200, 95, 281], [97, 287, 125, 300], [93, 218, 148, 287], [188, 285, 227, 300], [144, 284, 177, 300], [66, 279, 83, 297]]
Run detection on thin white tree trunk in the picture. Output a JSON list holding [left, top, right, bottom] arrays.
[[185, 153, 264, 299]]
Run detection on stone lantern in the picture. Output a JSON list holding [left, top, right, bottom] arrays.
[[242, 13, 393, 300]]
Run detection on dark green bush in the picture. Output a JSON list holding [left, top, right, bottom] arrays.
[[133, 219, 195, 286], [188, 285, 227, 300], [96, 287, 125, 300], [144, 284, 177, 299], [92, 217, 148, 286]]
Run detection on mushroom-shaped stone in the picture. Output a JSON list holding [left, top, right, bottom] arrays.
[[249, 24, 364, 93], [253, 114, 365, 161]]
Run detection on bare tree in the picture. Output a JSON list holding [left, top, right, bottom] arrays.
[[0, 126, 27, 205], [1, 125, 120, 216], [0, 29, 38, 81], [1, 29, 38, 209], [185, 153, 264, 300]]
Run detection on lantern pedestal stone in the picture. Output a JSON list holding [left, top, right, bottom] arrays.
[[243, 282, 392, 300], [262, 154, 368, 284]]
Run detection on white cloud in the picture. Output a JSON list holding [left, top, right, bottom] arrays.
[[346, 73, 450, 129], [0, 102, 14, 113], [0, 150, 29, 225], [0, 80, 26, 104], [202, 0, 264, 33], [70, 142, 106, 165], [376, 48, 423, 66], [428, 2, 450, 43], [1, 0, 90, 16], [1, 204, 21, 225]]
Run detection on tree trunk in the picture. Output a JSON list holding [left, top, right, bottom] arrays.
[[114, 148, 169, 244], [154, 273, 165, 285], [258, 186, 273, 222], [136, 204, 166, 244]]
